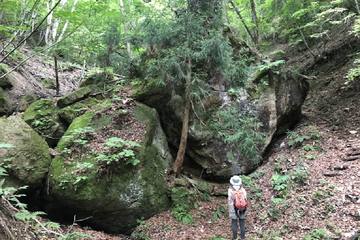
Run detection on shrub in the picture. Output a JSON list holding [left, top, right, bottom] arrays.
[[170, 187, 196, 224], [291, 165, 309, 185], [271, 173, 290, 197], [303, 228, 329, 240], [96, 137, 141, 167]]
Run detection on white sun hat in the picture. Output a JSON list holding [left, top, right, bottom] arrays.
[[230, 175, 242, 187]]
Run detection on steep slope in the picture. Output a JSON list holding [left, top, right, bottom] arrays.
[[132, 24, 360, 240]]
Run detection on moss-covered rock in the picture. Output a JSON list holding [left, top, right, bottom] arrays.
[[47, 101, 172, 233], [0, 64, 13, 89], [0, 115, 51, 188], [58, 98, 101, 125], [57, 87, 92, 108], [23, 99, 65, 147], [80, 68, 114, 88], [0, 87, 10, 116], [134, 72, 308, 179]]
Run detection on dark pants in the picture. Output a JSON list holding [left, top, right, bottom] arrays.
[[232, 209, 246, 240]]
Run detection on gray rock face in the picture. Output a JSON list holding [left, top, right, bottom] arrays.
[[47, 101, 172, 233], [0, 115, 51, 188], [134, 72, 308, 179]]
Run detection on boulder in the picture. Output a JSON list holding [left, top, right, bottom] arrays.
[[47, 101, 172, 233], [58, 97, 101, 125], [0, 115, 51, 188], [134, 72, 308, 179], [23, 99, 65, 147], [0, 88, 10, 116], [57, 86, 92, 108], [0, 64, 13, 89], [79, 68, 114, 88]]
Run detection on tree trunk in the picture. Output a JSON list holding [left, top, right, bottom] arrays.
[[173, 60, 192, 176], [229, 0, 256, 45], [54, 55, 60, 95], [249, 0, 259, 44], [119, 0, 132, 58], [45, 0, 55, 45]]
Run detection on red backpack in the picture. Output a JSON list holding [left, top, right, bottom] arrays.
[[233, 188, 248, 210]]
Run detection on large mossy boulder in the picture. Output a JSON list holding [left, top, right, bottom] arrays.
[[23, 99, 65, 147], [57, 86, 92, 108], [0, 115, 51, 188], [134, 72, 308, 179], [0, 87, 10, 116], [0, 64, 13, 89], [47, 101, 172, 233]]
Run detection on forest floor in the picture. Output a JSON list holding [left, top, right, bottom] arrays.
[[4, 36, 359, 240], [127, 37, 360, 239], [70, 41, 360, 240]]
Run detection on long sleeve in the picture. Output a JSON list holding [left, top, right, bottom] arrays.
[[228, 188, 237, 219]]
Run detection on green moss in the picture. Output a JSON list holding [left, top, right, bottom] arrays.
[[48, 102, 171, 233], [23, 99, 65, 147], [58, 98, 100, 125], [0, 115, 51, 188], [80, 68, 114, 88], [0, 88, 10, 115], [57, 86, 92, 108], [0, 64, 12, 89], [57, 111, 95, 151], [42, 78, 56, 89], [133, 102, 157, 145]]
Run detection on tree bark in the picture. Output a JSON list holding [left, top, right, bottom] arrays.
[[173, 60, 192, 176], [54, 55, 60, 95], [229, 0, 257, 45], [249, 0, 259, 44]]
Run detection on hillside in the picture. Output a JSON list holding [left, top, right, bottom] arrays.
[[0, 1, 360, 240]]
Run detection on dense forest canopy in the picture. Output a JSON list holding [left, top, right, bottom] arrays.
[[1, 0, 359, 71]]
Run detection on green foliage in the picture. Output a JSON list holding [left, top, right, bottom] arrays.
[[290, 165, 309, 185], [209, 236, 227, 240], [303, 228, 329, 240], [287, 131, 311, 147], [271, 173, 290, 197], [58, 232, 91, 240], [287, 127, 320, 148], [346, 58, 360, 82], [212, 206, 226, 221], [240, 175, 263, 200], [267, 197, 287, 221], [96, 137, 141, 167], [210, 105, 265, 164], [170, 187, 195, 224], [15, 210, 46, 222], [171, 204, 194, 224]]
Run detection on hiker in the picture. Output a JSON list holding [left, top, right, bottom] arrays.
[[228, 175, 248, 240]]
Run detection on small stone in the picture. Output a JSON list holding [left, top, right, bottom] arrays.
[[349, 130, 358, 135]]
